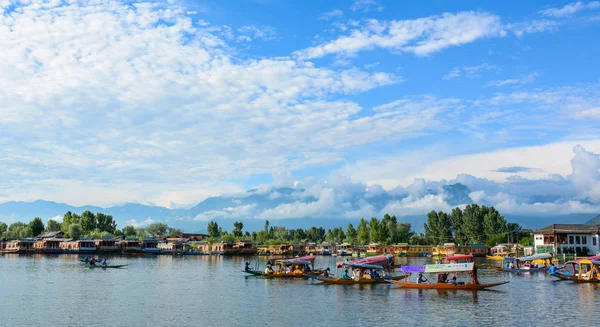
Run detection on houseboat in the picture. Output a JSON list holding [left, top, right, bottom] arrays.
[[305, 242, 318, 255], [256, 245, 270, 255], [268, 244, 292, 255], [158, 238, 186, 255], [211, 241, 238, 255], [34, 238, 64, 254], [1, 239, 35, 253], [336, 243, 353, 256], [60, 239, 96, 254], [141, 238, 160, 254], [119, 238, 142, 254], [234, 240, 257, 255], [96, 236, 120, 253], [407, 245, 434, 257], [316, 242, 334, 255], [199, 241, 211, 255], [392, 243, 409, 257], [366, 243, 384, 256]]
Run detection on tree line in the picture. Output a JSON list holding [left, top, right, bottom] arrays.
[[424, 204, 531, 246]]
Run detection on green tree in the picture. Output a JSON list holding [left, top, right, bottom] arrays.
[[357, 218, 370, 245], [462, 204, 485, 244], [519, 236, 534, 247], [28, 217, 45, 237], [168, 228, 182, 237], [232, 221, 244, 237], [80, 211, 97, 233], [69, 224, 82, 240], [306, 227, 326, 243], [450, 207, 468, 245], [46, 219, 61, 232], [0, 221, 8, 236], [122, 225, 136, 237], [346, 223, 357, 244], [396, 222, 414, 243], [96, 213, 117, 234], [409, 233, 428, 245], [483, 206, 507, 246], [369, 217, 380, 243], [6, 222, 26, 239], [424, 210, 453, 245], [207, 221, 221, 238], [146, 223, 168, 237], [20, 226, 34, 238]]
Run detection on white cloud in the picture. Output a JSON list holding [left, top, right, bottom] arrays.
[[48, 215, 63, 223], [295, 11, 505, 59], [320, 9, 343, 20], [350, 0, 383, 13], [236, 25, 277, 42], [484, 72, 539, 87], [540, 1, 600, 17], [507, 20, 560, 37], [574, 107, 600, 120], [443, 63, 497, 80]]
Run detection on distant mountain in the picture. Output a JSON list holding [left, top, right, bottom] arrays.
[[585, 215, 600, 225]]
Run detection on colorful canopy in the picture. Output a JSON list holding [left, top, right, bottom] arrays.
[[445, 254, 473, 261], [278, 259, 312, 265], [401, 265, 426, 273], [424, 262, 474, 273], [515, 253, 552, 262], [336, 254, 393, 268]]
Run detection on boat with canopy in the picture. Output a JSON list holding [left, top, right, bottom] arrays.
[[310, 255, 405, 284], [390, 262, 508, 290], [241, 255, 324, 278], [551, 255, 600, 282], [496, 253, 555, 272]]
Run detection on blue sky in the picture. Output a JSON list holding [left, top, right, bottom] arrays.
[[1, 0, 600, 220]]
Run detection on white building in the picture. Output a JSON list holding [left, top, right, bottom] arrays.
[[533, 224, 600, 256]]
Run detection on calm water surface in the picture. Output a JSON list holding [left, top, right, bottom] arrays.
[[1, 255, 599, 326]]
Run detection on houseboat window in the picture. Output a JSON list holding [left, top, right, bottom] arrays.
[[569, 236, 574, 244], [582, 236, 587, 244], [575, 236, 580, 244], [594, 237, 597, 246]]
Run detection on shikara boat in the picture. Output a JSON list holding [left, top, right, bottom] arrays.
[[242, 255, 324, 278], [85, 264, 128, 269], [390, 262, 508, 290], [311, 255, 404, 285], [551, 256, 600, 283], [495, 253, 554, 272]]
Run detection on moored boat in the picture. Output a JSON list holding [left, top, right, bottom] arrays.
[[551, 255, 600, 283], [496, 253, 555, 272], [391, 262, 508, 290]]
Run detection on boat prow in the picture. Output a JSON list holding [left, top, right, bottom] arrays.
[[390, 280, 509, 290]]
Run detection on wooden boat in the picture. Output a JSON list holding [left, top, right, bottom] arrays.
[[392, 262, 508, 290], [84, 264, 128, 269], [242, 255, 324, 278], [551, 256, 600, 283], [311, 255, 400, 285], [390, 280, 509, 290], [496, 253, 554, 272]]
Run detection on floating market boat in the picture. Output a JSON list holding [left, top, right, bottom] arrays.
[[311, 254, 404, 285], [390, 262, 508, 290], [551, 255, 600, 283], [241, 255, 324, 278], [495, 253, 555, 272]]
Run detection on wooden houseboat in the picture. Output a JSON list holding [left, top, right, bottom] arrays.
[[392, 243, 409, 257], [305, 242, 318, 255], [268, 244, 292, 255], [407, 245, 434, 257], [366, 243, 384, 256], [234, 240, 257, 255], [256, 245, 270, 255], [199, 241, 211, 254], [141, 238, 160, 254], [158, 238, 186, 255], [2, 239, 35, 253], [211, 241, 238, 255], [336, 243, 353, 256], [119, 238, 142, 254], [34, 238, 64, 254], [95, 236, 119, 253], [61, 239, 96, 254], [316, 242, 334, 255]]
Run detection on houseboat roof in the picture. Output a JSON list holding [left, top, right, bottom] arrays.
[[343, 262, 384, 270], [37, 231, 63, 238], [469, 244, 488, 248], [533, 224, 600, 234], [40, 238, 64, 242], [101, 236, 115, 240]]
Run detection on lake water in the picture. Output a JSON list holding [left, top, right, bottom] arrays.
[[1, 254, 599, 326]]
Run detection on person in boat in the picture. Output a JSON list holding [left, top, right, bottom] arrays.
[[417, 273, 428, 284], [89, 257, 96, 266], [438, 273, 448, 283], [470, 265, 480, 285], [84, 256, 89, 263], [264, 265, 274, 274], [548, 263, 558, 275], [449, 276, 457, 285], [102, 259, 107, 268], [341, 269, 351, 280], [293, 266, 303, 275], [244, 262, 251, 272], [370, 269, 378, 280], [303, 264, 311, 273], [323, 267, 331, 278]]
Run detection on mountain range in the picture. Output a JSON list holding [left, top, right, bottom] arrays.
[[0, 184, 598, 233]]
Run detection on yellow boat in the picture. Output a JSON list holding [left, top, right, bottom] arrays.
[[486, 251, 516, 260]]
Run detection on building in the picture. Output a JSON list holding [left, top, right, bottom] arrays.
[[37, 231, 64, 239], [96, 236, 120, 253], [2, 239, 35, 253], [533, 224, 600, 256], [34, 238, 63, 253]]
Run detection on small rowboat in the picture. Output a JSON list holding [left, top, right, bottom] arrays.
[[84, 264, 127, 269], [313, 275, 406, 285], [389, 280, 509, 290]]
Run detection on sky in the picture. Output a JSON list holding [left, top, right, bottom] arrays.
[[1, 0, 600, 220]]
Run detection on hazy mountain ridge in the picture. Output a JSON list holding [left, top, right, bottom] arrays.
[[0, 183, 598, 233]]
